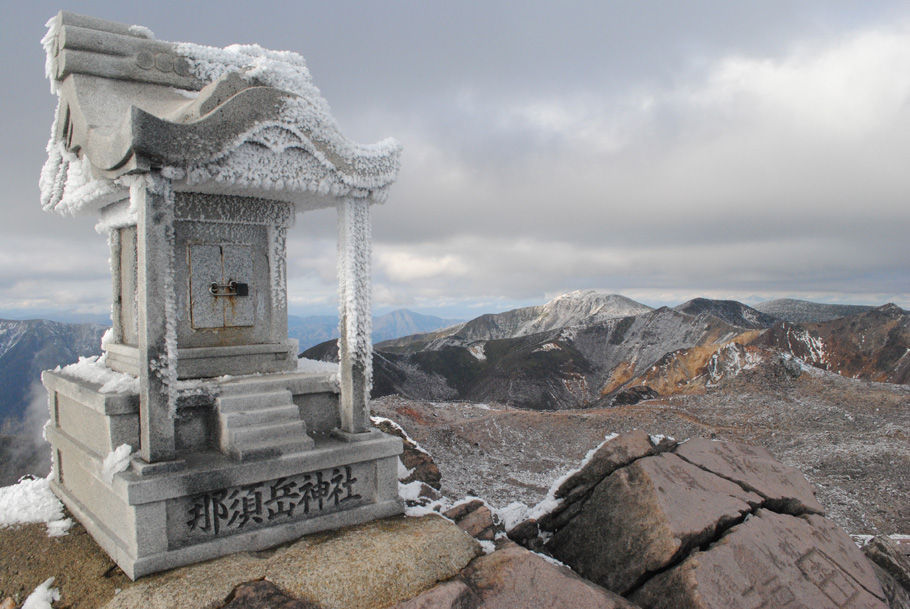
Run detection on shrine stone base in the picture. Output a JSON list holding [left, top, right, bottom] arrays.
[[42, 370, 404, 580]]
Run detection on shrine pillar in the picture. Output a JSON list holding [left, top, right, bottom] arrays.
[[336, 198, 373, 436]]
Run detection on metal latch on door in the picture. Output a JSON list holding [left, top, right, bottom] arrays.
[[209, 281, 249, 297]]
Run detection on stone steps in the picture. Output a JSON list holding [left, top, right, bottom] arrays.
[[217, 390, 294, 413], [221, 403, 300, 428], [215, 389, 314, 461], [226, 437, 316, 461], [227, 419, 308, 446]]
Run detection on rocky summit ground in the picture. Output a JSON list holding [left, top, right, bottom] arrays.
[[373, 357, 909, 537]]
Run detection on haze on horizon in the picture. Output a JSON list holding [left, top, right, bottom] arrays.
[[1, 1, 908, 320]]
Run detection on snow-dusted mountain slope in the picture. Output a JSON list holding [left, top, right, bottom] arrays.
[[308, 295, 908, 410], [0, 319, 106, 425], [754, 304, 909, 384], [378, 290, 652, 351], [674, 298, 778, 329]]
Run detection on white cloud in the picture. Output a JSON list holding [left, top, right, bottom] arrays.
[[691, 28, 910, 136], [375, 248, 469, 282]]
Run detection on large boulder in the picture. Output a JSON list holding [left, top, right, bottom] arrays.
[[631, 510, 888, 609], [512, 432, 889, 609], [392, 542, 641, 609], [444, 500, 503, 541], [509, 429, 671, 549], [548, 452, 762, 593], [674, 438, 824, 514]]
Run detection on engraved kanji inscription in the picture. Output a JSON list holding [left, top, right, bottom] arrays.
[[183, 465, 363, 538]]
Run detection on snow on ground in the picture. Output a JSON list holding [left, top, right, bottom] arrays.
[[0, 476, 72, 537], [371, 415, 432, 456], [21, 577, 60, 609], [495, 431, 623, 530]]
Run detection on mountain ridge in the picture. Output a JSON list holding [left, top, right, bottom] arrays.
[[289, 309, 463, 351], [307, 294, 908, 410], [754, 298, 875, 323], [377, 291, 652, 352], [0, 319, 106, 426]]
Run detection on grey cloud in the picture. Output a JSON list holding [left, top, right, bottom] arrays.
[[1, 2, 908, 318]]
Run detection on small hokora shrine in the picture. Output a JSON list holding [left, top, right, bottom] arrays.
[[39, 11, 403, 579]]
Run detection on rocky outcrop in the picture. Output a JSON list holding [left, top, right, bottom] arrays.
[[219, 580, 324, 609], [372, 418, 442, 490], [631, 510, 887, 609], [862, 536, 910, 609], [104, 515, 480, 609], [391, 542, 641, 609], [508, 432, 890, 609], [550, 451, 763, 593], [444, 500, 502, 541], [754, 304, 910, 384], [509, 429, 673, 551]]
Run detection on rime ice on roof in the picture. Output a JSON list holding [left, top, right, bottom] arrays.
[[40, 11, 401, 215]]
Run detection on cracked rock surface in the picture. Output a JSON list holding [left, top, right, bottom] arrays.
[[548, 452, 762, 594], [632, 510, 887, 609], [391, 542, 640, 609], [517, 432, 889, 609]]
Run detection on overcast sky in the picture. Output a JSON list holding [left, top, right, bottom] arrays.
[[1, 1, 908, 320]]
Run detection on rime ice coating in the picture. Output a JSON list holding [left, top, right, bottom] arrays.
[[39, 20, 401, 216], [338, 199, 374, 390]]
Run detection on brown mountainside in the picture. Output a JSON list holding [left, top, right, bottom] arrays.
[[304, 300, 908, 410]]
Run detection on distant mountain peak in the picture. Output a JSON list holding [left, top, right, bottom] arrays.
[[674, 298, 777, 330], [549, 289, 643, 305], [534, 291, 652, 331]]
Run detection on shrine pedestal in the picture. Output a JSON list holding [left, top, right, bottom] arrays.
[[42, 369, 403, 579]]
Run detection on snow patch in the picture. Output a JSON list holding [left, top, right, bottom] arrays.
[[498, 501, 532, 531], [531, 550, 572, 569], [398, 480, 424, 503], [21, 577, 60, 609], [397, 458, 414, 481], [296, 357, 339, 375], [57, 355, 138, 394], [649, 434, 675, 445], [533, 342, 561, 353], [101, 444, 133, 483], [0, 476, 72, 537], [371, 416, 431, 456], [707, 343, 763, 385]]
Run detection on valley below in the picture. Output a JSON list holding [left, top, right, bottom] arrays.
[[373, 358, 909, 537]]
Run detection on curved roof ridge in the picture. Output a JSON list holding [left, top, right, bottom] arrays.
[[40, 11, 401, 215]]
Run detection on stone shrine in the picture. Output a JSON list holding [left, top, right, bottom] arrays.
[[39, 12, 403, 579]]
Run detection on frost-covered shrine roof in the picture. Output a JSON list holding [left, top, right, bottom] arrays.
[[40, 12, 401, 215]]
